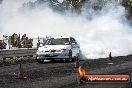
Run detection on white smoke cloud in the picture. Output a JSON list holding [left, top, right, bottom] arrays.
[[0, 0, 132, 59], [0, 0, 36, 12], [77, 3, 132, 59]]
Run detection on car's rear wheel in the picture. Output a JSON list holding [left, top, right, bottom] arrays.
[[69, 57, 73, 62], [65, 57, 73, 62], [37, 59, 44, 63]]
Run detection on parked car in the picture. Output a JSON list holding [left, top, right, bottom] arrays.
[[36, 37, 80, 63]]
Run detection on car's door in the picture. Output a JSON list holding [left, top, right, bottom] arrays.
[[70, 38, 80, 57]]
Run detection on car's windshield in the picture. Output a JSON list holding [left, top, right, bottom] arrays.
[[45, 38, 70, 45]]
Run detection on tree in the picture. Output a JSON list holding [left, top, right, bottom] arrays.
[[122, 0, 132, 16], [65, 0, 86, 12]]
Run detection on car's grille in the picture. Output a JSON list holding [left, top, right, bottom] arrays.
[[51, 50, 56, 52], [45, 50, 56, 52], [44, 54, 58, 57]]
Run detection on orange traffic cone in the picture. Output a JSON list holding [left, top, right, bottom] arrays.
[[16, 63, 27, 79], [74, 57, 80, 68]]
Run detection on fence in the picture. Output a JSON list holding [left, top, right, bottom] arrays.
[[0, 48, 37, 59]]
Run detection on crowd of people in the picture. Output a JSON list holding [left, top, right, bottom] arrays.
[[0, 33, 33, 49], [9, 33, 33, 48], [0, 33, 46, 49]]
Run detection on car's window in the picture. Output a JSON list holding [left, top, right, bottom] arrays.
[[45, 38, 70, 45]]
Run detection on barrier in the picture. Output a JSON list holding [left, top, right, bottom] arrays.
[[0, 48, 37, 58]]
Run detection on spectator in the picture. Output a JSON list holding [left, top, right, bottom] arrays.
[[0, 40, 3, 49], [37, 40, 40, 48], [21, 34, 27, 48], [11, 33, 18, 47], [27, 38, 33, 48], [2, 40, 7, 49]]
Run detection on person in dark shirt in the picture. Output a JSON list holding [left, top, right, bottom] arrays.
[[2, 40, 7, 49], [37, 40, 40, 48], [0, 40, 3, 49]]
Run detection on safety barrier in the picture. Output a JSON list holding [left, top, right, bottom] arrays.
[[0, 48, 37, 58]]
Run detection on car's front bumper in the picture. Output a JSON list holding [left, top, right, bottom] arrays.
[[36, 52, 69, 60]]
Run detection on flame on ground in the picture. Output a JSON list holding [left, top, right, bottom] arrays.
[[78, 66, 86, 76]]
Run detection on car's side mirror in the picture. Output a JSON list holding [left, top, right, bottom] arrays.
[[39, 43, 43, 47], [71, 42, 76, 45]]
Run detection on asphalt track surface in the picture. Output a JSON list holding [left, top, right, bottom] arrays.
[[0, 55, 132, 88]]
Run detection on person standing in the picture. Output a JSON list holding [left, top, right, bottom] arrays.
[[2, 40, 7, 49], [37, 40, 40, 48], [0, 40, 3, 49]]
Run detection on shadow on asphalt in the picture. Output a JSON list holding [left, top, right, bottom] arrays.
[[39, 60, 72, 64]]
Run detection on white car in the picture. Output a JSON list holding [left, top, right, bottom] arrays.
[[36, 37, 80, 63]]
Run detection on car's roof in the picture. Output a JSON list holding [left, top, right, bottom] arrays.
[[48, 36, 74, 39], [51, 37, 69, 39]]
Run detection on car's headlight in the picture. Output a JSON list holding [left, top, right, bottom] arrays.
[[37, 50, 44, 53], [62, 49, 66, 51], [61, 49, 67, 52], [56, 50, 61, 52]]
